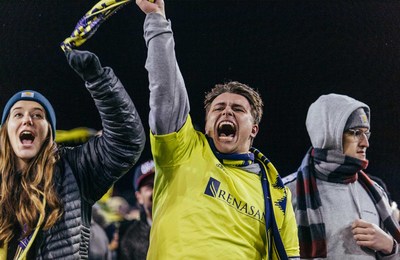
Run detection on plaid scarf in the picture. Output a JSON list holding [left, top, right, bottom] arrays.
[[296, 148, 400, 258], [358, 171, 400, 244]]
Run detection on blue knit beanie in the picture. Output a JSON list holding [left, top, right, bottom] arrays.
[[1, 90, 56, 139]]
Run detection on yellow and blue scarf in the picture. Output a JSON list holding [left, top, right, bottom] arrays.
[[61, 0, 133, 52], [208, 138, 288, 259]]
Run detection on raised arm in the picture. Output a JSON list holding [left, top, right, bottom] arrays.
[[64, 49, 146, 203], [137, 0, 190, 135]]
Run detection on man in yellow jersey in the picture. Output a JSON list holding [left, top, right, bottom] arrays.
[[136, 0, 300, 259]]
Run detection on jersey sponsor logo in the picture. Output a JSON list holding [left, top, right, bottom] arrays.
[[204, 177, 265, 222]]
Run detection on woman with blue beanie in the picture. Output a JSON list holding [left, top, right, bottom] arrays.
[[0, 49, 145, 259]]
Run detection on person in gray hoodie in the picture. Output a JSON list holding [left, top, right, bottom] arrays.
[[283, 93, 400, 259]]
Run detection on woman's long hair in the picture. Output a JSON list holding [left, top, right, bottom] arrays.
[[0, 118, 63, 245]]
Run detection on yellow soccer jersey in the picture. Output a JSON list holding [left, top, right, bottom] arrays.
[[148, 115, 298, 259]]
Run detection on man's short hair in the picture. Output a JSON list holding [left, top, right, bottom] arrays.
[[204, 81, 264, 124]]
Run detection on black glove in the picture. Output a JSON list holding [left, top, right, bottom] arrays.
[[65, 49, 105, 82]]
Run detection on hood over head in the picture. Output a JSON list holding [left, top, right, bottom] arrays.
[[306, 93, 370, 152]]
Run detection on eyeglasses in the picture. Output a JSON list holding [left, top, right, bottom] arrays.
[[344, 129, 371, 142]]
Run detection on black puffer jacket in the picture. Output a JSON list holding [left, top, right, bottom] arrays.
[[33, 51, 145, 259]]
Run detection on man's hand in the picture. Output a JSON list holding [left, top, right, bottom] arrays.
[[136, 0, 165, 18], [65, 50, 105, 82], [352, 218, 394, 254]]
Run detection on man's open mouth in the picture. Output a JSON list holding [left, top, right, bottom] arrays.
[[217, 121, 236, 138]]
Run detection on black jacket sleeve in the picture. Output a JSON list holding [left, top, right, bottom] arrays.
[[62, 51, 146, 204]]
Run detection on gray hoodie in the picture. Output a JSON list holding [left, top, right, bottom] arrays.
[[284, 94, 398, 259]]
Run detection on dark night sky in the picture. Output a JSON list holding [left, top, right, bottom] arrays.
[[1, 1, 399, 203]]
